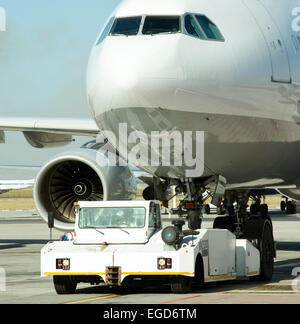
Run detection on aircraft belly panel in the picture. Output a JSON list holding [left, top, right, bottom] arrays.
[[96, 107, 300, 185]]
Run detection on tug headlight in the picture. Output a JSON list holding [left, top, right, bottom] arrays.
[[158, 258, 166, 267], [157, 257, 172, 270], [56, 258, 70, 270]]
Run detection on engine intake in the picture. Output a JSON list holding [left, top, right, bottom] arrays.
[[34, 148, 136, 231]]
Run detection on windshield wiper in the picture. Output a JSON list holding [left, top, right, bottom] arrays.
[[110, 33, 129, 37], [84, 227, 105, 235], [106, 227, 130, 235]]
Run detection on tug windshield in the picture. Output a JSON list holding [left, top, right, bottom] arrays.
[[79, 207, 146, 229]]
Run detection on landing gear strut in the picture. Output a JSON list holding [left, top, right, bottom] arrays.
[[214, 190, 249, 238], [174, 180, 204, 230], [174, 176, 227, 231]]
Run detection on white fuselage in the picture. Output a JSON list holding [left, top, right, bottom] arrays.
[[87, 0, 300, 188]]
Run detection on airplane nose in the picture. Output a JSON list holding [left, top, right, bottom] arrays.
[[87, 36, 184, 116], [105, 47, 139, 91]]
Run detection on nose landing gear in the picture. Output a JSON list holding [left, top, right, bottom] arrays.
[[173, 176, 226, 231]]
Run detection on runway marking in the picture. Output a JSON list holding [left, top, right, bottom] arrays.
[[219, 291, 300, 295], [64, 294, 120, 304], [245, 285, 293, 291], [160, 295, 202, 304], [218, 283, 300, 295]]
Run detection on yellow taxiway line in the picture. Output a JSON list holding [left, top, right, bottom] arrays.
[[65, 294, 120, 305]]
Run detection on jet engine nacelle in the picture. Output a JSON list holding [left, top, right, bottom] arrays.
[[34, 148, 136, 231]]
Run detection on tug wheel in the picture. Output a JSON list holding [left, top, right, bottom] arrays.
[[193, 255, 204, 286], [213, 216, 235, 233], [248, 221, 274, 282], [53, 276, 77, 295], [258, 224, 274, 281], [170, 276, 193, 294]]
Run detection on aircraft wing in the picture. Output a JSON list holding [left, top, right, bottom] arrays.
[[0, 117, 100, 136], [0, 117, 100, 148]]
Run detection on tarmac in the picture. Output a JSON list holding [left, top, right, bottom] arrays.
[[0, 209, 300, 305]]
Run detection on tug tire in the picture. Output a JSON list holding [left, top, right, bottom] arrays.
[[53, 276, 77, 295], [170, 276, 193, 294]]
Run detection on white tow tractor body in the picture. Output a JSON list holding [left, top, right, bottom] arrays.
[[41, 200, 261, 294]]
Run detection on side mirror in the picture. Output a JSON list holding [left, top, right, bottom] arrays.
[[48, 212, 54, 229]]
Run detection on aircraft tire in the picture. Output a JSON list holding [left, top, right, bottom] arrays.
[[188, 210, 202, 230], [280, 201, 286, 211], [260, 204, 268, 217], [213, 216, 235, 232], [250, 204, 259, 215], [286, 202, 295, 215]]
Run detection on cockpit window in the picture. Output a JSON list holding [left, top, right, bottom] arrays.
[[195, 15, 224, 41], [142, 16, 180, 35], [110, 16, 142, 36], [100, 14, 223, 41], [184, 15, 205, 39], [96, 16, 115, 45]]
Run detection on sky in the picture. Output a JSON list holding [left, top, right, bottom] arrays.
[[0, 0, 121, 179]]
